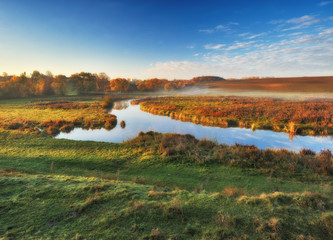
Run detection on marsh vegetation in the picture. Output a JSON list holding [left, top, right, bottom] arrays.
[[134, 96, 333, 136]]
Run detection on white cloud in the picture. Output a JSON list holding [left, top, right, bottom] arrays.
[[199, 29, 214, 34], [229, 22, 239, 26], [247, 33, 266, 39], [239, 32, 251, 37], [199, 25, 230, 33], [215, 25, 227, 30], [319, 28, 333, 35], [204, 44, 226, 50], [287, 15, 315, 24], [319, 1, 333, 6], [224, 41, 256, 51], [282, 15, 320, 31], [199, 22, 239, 34], [288, 32, 303, 36], [270, 15, 321, 31]]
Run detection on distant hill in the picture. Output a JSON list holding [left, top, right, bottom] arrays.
[[205, 76, 333, 93], [190, 76, 225, 83]]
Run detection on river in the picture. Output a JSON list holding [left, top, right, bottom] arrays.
[[55, 99, 333, 153]]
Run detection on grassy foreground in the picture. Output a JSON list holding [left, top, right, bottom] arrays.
[[0, 130, 332, 239]]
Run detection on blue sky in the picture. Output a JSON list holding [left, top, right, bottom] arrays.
[[0, 0, 333, 79]]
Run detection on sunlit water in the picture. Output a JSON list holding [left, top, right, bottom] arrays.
[[55, 100, 333, 153]]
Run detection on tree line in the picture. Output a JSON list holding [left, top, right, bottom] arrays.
[[0, 71, 224, 99]]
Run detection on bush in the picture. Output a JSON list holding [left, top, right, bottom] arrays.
[[299, 148, 316, 156], [46, 126, 60, 135], [7, 122, 23, 130], [101, 96, 114, 109], [318, 213, 333, 239]]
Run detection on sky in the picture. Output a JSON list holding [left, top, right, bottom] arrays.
[[0, 0, 333, 79]]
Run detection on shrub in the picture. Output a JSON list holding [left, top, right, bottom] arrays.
[[150, 228, 163, 240], [184, 223, 197, 235], [7, 122, 23, 130], [221, 187, 244, 197], [318, 213, 333, 239], [46, 126, 60, 135], [299, 148, 316, 156], [101, 96, 114, 109], [120, 120, 126, 128]]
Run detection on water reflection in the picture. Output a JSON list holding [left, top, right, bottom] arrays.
[[55, 100, 333, 153], [113, 101, 129, 110]]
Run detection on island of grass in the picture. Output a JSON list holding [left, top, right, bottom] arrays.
[[133, 96, 333, 136], [0, 96, 118, 135]]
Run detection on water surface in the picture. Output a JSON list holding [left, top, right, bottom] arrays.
[[56, 100, 333, 153]]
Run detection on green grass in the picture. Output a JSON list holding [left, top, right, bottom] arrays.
[[1, 169, 332, 239]]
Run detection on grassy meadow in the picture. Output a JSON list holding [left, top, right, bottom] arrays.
[[0, 96, 332, 239]]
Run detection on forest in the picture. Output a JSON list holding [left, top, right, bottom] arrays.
[[0, 71, 224, 99]]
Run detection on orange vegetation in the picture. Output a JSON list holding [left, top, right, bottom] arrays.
[[132, 96, 333, 135]]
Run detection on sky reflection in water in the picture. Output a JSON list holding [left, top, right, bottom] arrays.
[[55, 100, 333, 153]]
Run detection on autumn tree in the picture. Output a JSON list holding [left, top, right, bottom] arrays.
[[31, 70, 42, 83], [137, 78, 168, 91], [8, 74, 34, 97], [95, 72, 110, 92], [136, 81, 147, 91], [52, 75, 68, 95], [29, 70, 54, 95], [1, 72, 9, 81], [164, 81, 177, 91], [70, 72, 97, 94], [109, 78, 130, 92]]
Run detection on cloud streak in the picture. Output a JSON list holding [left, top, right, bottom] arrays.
[[283, 15, 320, 31], [199, 25, 230, 33], [269, 15, 322, 32], [319, 1, 333, 6], [144, 28, 333, 79], [204, 44, 226, 50], [246, 33, 266, 39], [199, 22, 239, 34]]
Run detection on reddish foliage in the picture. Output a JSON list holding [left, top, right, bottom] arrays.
[[135, 96, 333, 135]]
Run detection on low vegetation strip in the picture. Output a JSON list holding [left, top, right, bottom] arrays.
[[133, 96, 333, 135]]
